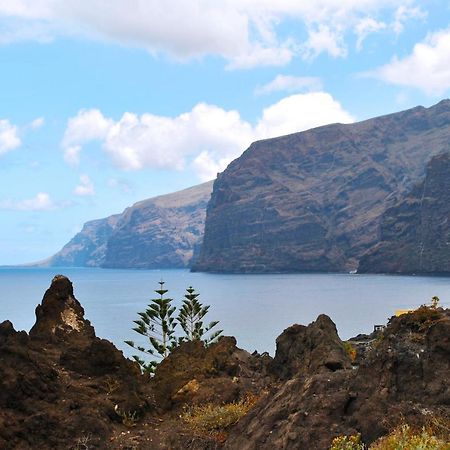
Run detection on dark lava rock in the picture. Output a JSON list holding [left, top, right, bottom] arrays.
[[194, 100, 450, 273], [271, 314, 351, 379], [224, 308, 450, 450], [45, 180, 213, 269], [0, 275, 151, 450], [153, 336, 273, 411]]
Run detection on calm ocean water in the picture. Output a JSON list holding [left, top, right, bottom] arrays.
[[1, 267, 450, 357]]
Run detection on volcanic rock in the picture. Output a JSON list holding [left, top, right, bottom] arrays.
[[0, 275, 150, 450], [153, 336, 273, 411], [271, 314, 352, 379], [224, 307, 450, 450]]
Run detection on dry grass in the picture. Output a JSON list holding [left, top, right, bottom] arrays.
[[370, 423, 450, 450], [181, 394, 257, 436], [330, 418, 450, 450], [342, 341, 357, 363], [330, 434, 364, 450]]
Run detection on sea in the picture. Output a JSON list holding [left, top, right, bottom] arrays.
[[1, 267, 450, 358]]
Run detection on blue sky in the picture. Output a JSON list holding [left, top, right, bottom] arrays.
[[1, 0, 450, 265]]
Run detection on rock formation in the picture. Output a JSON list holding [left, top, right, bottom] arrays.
[[194, 100, 450, 273], [1, 277, 449, 449], [45, 180, 213, 269], [225, 307, 450, 449], [0, 275, 150, 450]]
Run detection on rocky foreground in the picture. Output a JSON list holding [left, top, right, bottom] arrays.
[[1, 276, 449, 449]]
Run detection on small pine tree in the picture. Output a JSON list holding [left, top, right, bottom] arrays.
[[431, 296, 440, 308], [177, 286, 223, 345], [125, 281, 177, 373]]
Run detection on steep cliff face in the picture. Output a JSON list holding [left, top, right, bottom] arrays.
[[103, 181, 213, 269], [194, 100, 450, 273], [358, 153, 450, 274], [47, 181, 213, 269], [49, 215, 120, 267]]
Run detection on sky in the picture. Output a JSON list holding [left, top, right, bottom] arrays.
[[1, 0, 450, 265]]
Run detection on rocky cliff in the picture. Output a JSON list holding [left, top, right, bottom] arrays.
[[194, 100, 450, 273], [1, 277, 449, 449], [358, 153, 450, 273], [47, 181, 213, 269]]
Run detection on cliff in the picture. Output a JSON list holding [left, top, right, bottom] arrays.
[[194, 100, 450, 273], [358, 153, 450, 273], [47, 181, 213, 269]]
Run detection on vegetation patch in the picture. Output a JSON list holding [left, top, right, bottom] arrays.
[[342, 341, 357, 363], [330, 434, 364, 450], [330, 420, 450, 450], [371, 423, 450, 450], [181, 394, 257, 437]]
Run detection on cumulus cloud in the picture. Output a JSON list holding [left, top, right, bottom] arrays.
[[0, 192, 55, 211], [62, 92, 354, 181], [368, 28, 450, 95], [0, 0, 425, 67], [0, 119, 21, 155], [74, 174, 95, 196], [302, 25, 347, 59], [30, 117, 45, 129], [255, 75, 322, 95]]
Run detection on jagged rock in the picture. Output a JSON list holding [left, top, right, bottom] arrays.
[[29, 274, 95, 340], [225, 308, 450, 450], [0, 275, 152, 450], [194, 100, 450, 274], [271, 314, 351, 379]]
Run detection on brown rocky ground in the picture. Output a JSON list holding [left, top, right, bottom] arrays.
[[1, 275, 449, 449]]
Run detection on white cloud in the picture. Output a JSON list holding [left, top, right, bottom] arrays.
[[302, 25, 347, 59], [255, 75, 322, 95], [74, 174, 95, 196], [355, 18, 386, 51], [0, 119, 21, 155], [369, 28, 450, 95], [30, 117, 45, 129], [62, 92, 354, 181], [255, 92, 354, 139], [392, 5, 426, 35], [0, 192, 55, 211], [0, 0, 426, 67]]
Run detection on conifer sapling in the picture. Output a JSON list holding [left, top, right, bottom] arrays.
[[177, 286, 223, 345], [125, 281, 177, 373]]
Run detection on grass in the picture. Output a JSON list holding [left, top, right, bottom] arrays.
[[370, 424, 450, 450], [181, 394, 257, 437], [330, 420, 450, 450]]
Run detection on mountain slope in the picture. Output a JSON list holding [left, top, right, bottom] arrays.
[[193, 100, 450, 273], [47, 181, 213, 269]]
